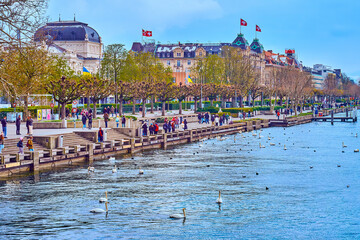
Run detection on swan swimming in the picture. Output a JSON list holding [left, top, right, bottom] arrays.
[[169, 208, 186, 219], [139, 167, 144, 175], [342, 142, 347, 148], [109, 157, 115, 161], [90, 202, 108, 214], [216, 191, 223, 204], [88, 166, 95, 172], [284, 145, 287, 150], [99, 191, 108, 203], [112, 165, 117, 173]]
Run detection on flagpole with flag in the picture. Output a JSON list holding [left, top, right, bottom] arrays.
[[240, 18, 247, 34], [255, 25, 261, 39], [83, 66, 91, 76]]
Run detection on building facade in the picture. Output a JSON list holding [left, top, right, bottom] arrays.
[[34, 20, 103, 75]]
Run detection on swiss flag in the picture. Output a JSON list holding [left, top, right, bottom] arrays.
[[142, 29, 152, 37], [256, 25, 261, 32], [240, 19, 247, 26]]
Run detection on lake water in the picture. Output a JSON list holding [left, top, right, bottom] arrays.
[[1, 118, 359, 239]]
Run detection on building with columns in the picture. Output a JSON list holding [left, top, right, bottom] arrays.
[[34, 20, 103, 75]]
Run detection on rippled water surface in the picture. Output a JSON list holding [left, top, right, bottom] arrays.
[[1, 119, 360, 239]]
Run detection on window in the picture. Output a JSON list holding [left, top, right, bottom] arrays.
[[199, 52, 203, 56], [177, 52, 181, 57], [167, 60, 170, 65], [177, 60, 180, 67], [176, 69, 180, 72], [187, 60, 191, 65], [167, 53, 170, 57]]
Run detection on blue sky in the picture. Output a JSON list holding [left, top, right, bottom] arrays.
[[47, 0, 360, 81]]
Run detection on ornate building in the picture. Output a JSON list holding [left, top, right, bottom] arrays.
[[131, 34, 266, 85], [34, 20, 102, 75]]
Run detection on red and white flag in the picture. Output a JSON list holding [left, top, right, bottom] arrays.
[[256, 25, 261, 32], [240, 19, 247, 26], [142, 29, 152, 37]]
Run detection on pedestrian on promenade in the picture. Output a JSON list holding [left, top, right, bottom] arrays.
[[201, 113, 205, 124], [122, 116, 126, 128], [175, 117, 179, 128], [205, 112, 209, 124], [154, 123, 159, 134], [142, 122, 148, 136], [211, 115, 215, 126], [98, 127, 104, 142], [215, 115, 219, 126], [17, 137, 23, 154], [184, 119, 188, 130], [82, 114, 87, 129], [88, 113, 93, 129], [167, 122, 172, 133], [27, 116, 33, 136], [111, 106, 115, 117], [219, 115, 223, 126], [115, 115, 120, 128], [104, 112, 109, 128], [171, 121, 175, 132], [26, 136, 34, 152], [225, 114, 229, 124], [163, 122, 168, 133], [242, 111, 246, 119], [16, 115, 21, 135], [149, 123, 153, 135], [0, 132, 4, 154], [277, 111, 280, 120], [180, 121, 184, 131], [290, 108, 293, 115], [198, 113, 201, 124], [1, 116, 7, 138]]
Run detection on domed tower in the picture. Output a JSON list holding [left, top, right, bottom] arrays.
[[34, 20, 102, 59], [231, 33, 249, 50], [250, 38, 264, 54]]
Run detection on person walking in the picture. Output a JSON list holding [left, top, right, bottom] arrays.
[[184, 119, 188, 130], [122, 115, 126, 128], [17, 137, 24, 154], [149, 123, 154, 135], [115, 115, 120, 128], [111, 106, 115, 117], [142, 122, 148, 136], [215, 115, 219, 126], [211, 114, 215, 126], [28, 116, 33, 136], [1, 116, 7, 138], [88, 113, 93, 129], [26, 136, 34, 152], [98, 127, 104, 142], [0, 132, 4, 154], [104, 112, 109, 128], [82, 114, 87, 129], [180, 121, 185, 131], [277, 111, 280, 120], [154, 123, 159, 134], [171, 121, 175, 132], [205, 112, 209, 124], [163, 122, 168, 133], [16, 115, 21, 135], [198, 113, 202, 124]]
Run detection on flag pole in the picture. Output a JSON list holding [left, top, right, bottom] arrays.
[[240, 19, 241, 34], [255, 25, 257, 39]]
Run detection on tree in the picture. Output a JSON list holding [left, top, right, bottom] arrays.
[[82, 76, 114, 115], [189, 84, 202, 112], [0, 0, 48, 45], [101, 44, 127, 114], [44, 56, 83, 119], [323, 73, 338, 103], [175, 84, 192, 114], [0, 43, 52, 117], [156, 80, 176, 116]]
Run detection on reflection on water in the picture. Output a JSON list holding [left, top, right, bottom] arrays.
[[1, 120, 360, 239]]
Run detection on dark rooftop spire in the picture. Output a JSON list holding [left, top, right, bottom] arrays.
[[74, 13, 76, 21]]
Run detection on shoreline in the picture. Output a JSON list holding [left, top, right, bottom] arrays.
[[0, 107, 355, 180]]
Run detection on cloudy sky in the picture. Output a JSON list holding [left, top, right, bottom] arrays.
[[47, 0, 360, 81]]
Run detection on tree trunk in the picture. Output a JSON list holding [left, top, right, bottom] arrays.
[[239, 96, 243, 108], [24, 95, 29, 118], [142, 100, 146, 118], [119, 101, 123, 116], [210, 99, 214, 107], [194, 99, 198, 112], [87, 96, 91, 110], [132, 100, 136, 114], [61, 103, 66, 120], [232, 90, 237, 108], [162, 101, 165, 116], [150, 96, 154, 113], [93, 99, 97, 117], [221, 97, 226, 108], [179, 100, 183, 115]]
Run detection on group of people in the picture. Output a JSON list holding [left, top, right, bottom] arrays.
[[141, 116, 188, 136], [198, 112, 231, 126], [141, 121, 160, 136]]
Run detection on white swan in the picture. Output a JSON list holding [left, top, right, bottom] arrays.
[[284, 144, 287, 150], [99, 191, 108, 203], [268, 137, 271, 140], [112, 165, 117, 173], [259, 143, 265, 148], [354, 149, 359, 152], [270, 143, 276, 146], [88, 166, 95, 172], [139, 167, 144, 175], [90, 201, 108, 213], [342, 142, 347, 148], [216, 191, 223, 204], [109, 157, 115, 160], [169, 208, 186, 219]]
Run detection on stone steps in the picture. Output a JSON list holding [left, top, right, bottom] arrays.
[[106, 129, 129, 141], [1, 137, 46, 155]]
